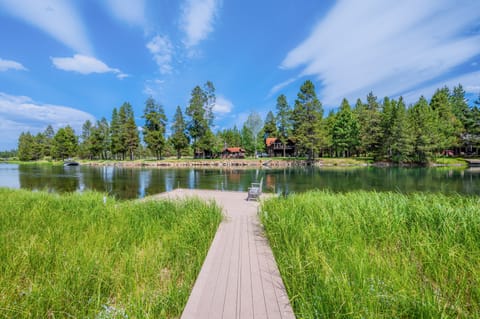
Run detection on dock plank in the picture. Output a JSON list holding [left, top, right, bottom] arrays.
[[153, 189, 295, 319]]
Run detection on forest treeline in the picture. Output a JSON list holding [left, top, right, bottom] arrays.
[[15, 80, 480, 163]]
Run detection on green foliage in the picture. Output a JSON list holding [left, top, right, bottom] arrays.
[[332, 98, 359, 157], [52, 126, 78, 160], [186, 82, 216, 157], [142, 97, 167, 159], [18, 132, 36, 161], [276, 94, 293, 157], [0, 188, 222, 318], [430, 87, 463, 151], [263, 110, 277, 138], [217, 126, 242, 148], [292, 80, 324, 159], [261, 191, 480, 319], [170, 106, 189, 159]]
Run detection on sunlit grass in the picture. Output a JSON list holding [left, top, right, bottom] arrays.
[[261, 191, 480, 318], [0, 188, 221, 318]]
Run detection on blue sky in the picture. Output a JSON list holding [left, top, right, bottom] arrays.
[[1, 0, 480, 150]]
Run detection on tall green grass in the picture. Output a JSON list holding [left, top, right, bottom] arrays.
[[0, 188, 221, 318], [261, 191, 480, 318]]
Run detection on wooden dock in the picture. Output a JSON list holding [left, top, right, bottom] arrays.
[[465, 159, 480, 167], [154, 189, 295, 319]]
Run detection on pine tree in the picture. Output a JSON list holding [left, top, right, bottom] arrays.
[[365, 92, 383, 159], [80, 120, 93, 159], [430, 87, 462, 153], [332, 98, 359, 157], [97, 118, 110, 159], [18, 132, 35, 161], [171, 106, 189, 159], [275, 94, 292, 157], [142, 97, 167, 160], [389, 97, 413, 162], [408, 96, 437, 163], [110, 108, 122, 159], [43, 125, 55, 157], [292, 80, 323, 160], [186, 82, 216, 158], [52, 126, 78, 160], [263, 111, 277, 138], [121, 103, 139, 161]]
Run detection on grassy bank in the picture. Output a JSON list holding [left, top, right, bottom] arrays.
[[0, 188, 222, 318], [261, 191, 480, 318]]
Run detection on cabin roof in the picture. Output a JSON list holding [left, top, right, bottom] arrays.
[[266, 137, 277, 147]]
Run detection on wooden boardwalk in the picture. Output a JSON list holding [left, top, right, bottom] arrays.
[[154, 189, 295, 319]]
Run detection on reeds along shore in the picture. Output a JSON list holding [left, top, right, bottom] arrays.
[[0, 188, 222, 318], [261, 191, 480, 319]]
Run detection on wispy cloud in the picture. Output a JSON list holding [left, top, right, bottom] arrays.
[[402, 70, 480, 103], [213, 95, 233, 115], [0, 92, 95, 149], [143, 79, 165, 97], [103, 0, 146, 27], [51, 54, 128, 79], [268, 77, 298, 97], [146, 35, 174, 74], [181, 0, 220, 48], [0, 0, 92, 54], [0, 58, 27, 72], [281, 0, 480, 106]]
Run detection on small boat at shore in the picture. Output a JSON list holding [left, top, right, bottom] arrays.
[[63, 160, 80, 167]]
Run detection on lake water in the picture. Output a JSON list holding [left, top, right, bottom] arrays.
[[0, 163, 479, 199]]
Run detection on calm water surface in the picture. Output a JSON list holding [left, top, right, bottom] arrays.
[[0, 163, 479, 199]]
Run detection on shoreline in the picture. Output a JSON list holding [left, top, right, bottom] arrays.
[[3, 158, 470, 168]]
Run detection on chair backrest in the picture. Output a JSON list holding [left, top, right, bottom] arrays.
[[258, 177, 263, 193]]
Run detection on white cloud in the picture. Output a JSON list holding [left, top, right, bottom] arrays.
[[51, 54, 128, 79], [103, 0, 146, 27], [213, 95, 233, 115], [181, 0, 220, 48], [143, 79, 165, 97], [146, 35, 174, 74], [0, 92, 95, 149], [268, 77, 297, 97], [0, 58, 27, 71], [402, 71, 480, 103], [0, 0, 92, 54], [281, 0, 480, 106]]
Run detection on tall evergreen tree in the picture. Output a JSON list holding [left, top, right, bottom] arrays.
[[186, 81, 216, 157], [389, 97, 413, 162], [430, 87, 462, 153], [263, 111, 277, 138], [365, 92, 383, 159], [110, 108, 122, 159], [332, 98, 359, 157], [142, 97, 167, 159], [52, 126, 78, 160], [408, 96, 437, 163], [292, 80, 323, 159], [241, 124, 255, 156], [18, 132, 35, 161], [450, 84, 469, 130], [79, 120, 93, 159], [97, 117, 110, 159], [119, 102, 139, 160], [171, 106, 189, 159], [275, 94, 292, 157], [43, 125, 55, 157]]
